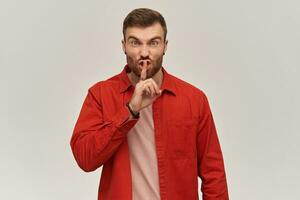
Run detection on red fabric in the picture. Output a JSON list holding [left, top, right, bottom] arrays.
[[70, 65, 229, 200]]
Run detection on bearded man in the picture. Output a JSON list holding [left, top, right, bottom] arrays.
[[71, 8, 229, 200]]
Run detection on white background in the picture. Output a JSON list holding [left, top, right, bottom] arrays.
[[1, 0, 299, 199]]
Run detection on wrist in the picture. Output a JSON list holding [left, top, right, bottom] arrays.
[[126, 102, 140, 119]]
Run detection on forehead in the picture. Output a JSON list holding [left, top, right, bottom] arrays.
[[124, 23, 164, 41]]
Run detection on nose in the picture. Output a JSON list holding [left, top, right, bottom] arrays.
[[140, 45, 150, 57]]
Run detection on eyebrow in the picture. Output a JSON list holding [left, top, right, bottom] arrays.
[[127, 36, 163, 42]]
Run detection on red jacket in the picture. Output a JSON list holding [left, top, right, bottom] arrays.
[[70, 66, 229, 200]]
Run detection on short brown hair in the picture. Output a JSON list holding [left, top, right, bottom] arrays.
[[123, 8, 167, 41]]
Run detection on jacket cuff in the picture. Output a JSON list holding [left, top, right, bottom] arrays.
[[111, 105, 138, 138]]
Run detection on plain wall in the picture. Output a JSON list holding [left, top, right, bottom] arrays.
[[1, 0, 299, 199]]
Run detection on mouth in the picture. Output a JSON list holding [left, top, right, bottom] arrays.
[[138, 60, 151, 70]]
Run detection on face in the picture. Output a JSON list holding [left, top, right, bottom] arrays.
[[122, 23, 168, 79]]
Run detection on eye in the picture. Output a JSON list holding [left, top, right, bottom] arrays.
[[129, 40, 140, 47], [150, 40, 159, 46]]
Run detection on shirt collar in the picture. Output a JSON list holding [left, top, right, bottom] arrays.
[[119, 65, 176, 96]]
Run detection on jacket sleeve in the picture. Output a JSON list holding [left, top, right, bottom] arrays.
[[70, 85, 138, 172], [197, 93, 229, 200]]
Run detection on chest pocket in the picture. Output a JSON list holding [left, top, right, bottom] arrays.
[[166, 119, 197, 159]]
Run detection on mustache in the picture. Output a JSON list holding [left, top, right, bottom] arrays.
[[138, 56, 151, 61]]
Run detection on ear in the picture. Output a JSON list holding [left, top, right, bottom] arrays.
[[163, 39, 168, 54], [122, 40, 126, 54]]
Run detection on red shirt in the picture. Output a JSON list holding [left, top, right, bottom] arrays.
[[70, 66, 229, 200]]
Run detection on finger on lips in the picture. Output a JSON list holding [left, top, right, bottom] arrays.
[[139, 68, 161, 96], [140, 67, 147, 81]]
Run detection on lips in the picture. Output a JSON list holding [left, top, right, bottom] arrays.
[[138, 60, 151, 68]]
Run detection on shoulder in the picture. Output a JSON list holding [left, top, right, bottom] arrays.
[[167, 72, 207, 100], [87, 72, 122, 96], [166, 72, 212, 118]]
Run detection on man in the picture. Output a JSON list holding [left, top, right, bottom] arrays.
[[70, 8, 229, 200]]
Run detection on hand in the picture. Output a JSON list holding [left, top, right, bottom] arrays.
[[129, 67, 162, 112]]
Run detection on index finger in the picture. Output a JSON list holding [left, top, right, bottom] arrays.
[[140, 67, 147, 81]]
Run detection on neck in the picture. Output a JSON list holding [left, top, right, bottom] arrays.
[[128, 68, 163, 88]]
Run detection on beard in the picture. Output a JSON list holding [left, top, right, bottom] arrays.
[[126, 54, 164, 79]]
